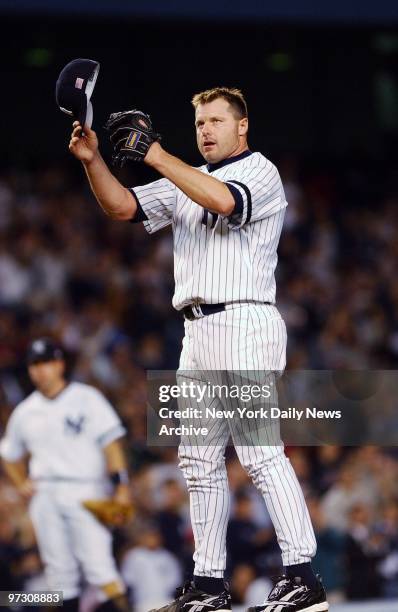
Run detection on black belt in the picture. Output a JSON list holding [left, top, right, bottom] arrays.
[[182, 302, 271, 321]]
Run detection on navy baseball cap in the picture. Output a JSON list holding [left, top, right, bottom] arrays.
[[27, 338, 65, 365], [55, 58, 100, 127]]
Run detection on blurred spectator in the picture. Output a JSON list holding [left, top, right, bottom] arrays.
[[227, 489, 258, 571], [155, 478, 189, 559], [312, 446, 345, 492], [121, 524, 182, 612], [375, 499, 398, 598], [226, 455, 273, 529], [286, 448, 313, 495], [307, 495, 346, 602], [344, 503, 386, 600], [230, 564, 257, 604], [227, 487, 277, 577], [321, 462, 373, 532]]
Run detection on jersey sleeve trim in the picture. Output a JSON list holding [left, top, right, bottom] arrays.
[[97, 424, 127, 447], [224, 182, 243, 215], [128, 189, 149, 223], [223, 180, 252, 229], [0, 436, 27, 462]]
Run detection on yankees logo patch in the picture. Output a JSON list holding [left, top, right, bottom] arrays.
[[64, 414, 85, 435]]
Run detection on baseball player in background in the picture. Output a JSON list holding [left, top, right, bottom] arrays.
[[0, 338, 130, 612], [68, 87, 329, 611]]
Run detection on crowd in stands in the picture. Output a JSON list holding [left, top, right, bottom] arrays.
[[0, 157, 397, 608]]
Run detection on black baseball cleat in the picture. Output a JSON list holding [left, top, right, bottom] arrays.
[[247, 575, 329, 612], [148, 581, 231, 612]]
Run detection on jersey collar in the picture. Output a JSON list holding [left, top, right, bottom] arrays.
[[206, 150, 253, 173], [39, 381, 70, 402]]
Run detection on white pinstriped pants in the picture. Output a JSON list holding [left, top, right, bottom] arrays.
[[178, 303, 316, 577]]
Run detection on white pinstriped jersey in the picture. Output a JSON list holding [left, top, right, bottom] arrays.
[[130, 151, 287, 310]]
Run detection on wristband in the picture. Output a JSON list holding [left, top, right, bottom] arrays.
[[109, 470, 129, 486]]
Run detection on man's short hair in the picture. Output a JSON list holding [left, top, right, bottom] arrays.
[[191, 87, 248, 119]]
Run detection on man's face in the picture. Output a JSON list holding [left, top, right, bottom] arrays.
[[195, 97, 248, 163], [28, 360, 65, 394]]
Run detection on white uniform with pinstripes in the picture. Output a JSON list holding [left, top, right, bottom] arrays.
[[131, 150, 316, 576], [0, 382, 125, 599]]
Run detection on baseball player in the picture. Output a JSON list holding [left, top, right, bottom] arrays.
[[68, 87, 328, 611], [0, 338, 130, 612]]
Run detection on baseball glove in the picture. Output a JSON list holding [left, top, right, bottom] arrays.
[[82, 498, 134, 527], [104, 109, 161, 167]]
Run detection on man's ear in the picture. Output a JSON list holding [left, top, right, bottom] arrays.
[[239, 117, 248, 137]]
